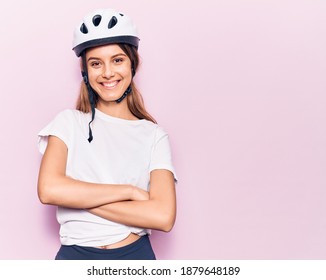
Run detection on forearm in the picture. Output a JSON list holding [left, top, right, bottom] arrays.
[[38, 135, 144, 209], [88, 170, 177, 232], [38, 175, 133, 209], [89, 197, 176, 232]]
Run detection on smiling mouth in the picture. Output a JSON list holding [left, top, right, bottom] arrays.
[[101, 81, 119, 89]]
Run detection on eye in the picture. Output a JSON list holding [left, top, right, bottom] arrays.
[[113, 57, 124, 64], [89, 60, 101, 68]]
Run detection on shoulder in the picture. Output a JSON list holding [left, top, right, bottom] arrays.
[[39, 109, 89, 137], [38, 109, 85, 154], [53, 109, 90, 124], [55, 109, 85, 119], [137, 120, 169, 140], [154, 125, 169, 140]]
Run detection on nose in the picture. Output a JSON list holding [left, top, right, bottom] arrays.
[[102, 64, 114, 78]]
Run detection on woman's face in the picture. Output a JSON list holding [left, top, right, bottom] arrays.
[[86, 44, 132, 103]]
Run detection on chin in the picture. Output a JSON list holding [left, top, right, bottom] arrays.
[[98, 95, 122, 104]]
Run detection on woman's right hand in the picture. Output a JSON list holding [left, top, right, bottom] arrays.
[[130, 185, 149, 201]]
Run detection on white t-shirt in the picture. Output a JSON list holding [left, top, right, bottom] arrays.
[[38, 109, 177, 247]]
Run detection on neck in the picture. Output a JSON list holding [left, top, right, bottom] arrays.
[[96, 100, 138, 120]]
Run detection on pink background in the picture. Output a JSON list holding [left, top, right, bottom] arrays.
[[0, 0, 325, 259]]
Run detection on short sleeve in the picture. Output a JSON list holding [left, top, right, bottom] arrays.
[[149, 127, 178, 182], [37, 110, 74, 154]]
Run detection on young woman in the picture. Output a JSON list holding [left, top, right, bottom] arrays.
[[37, 8, 177, 260]]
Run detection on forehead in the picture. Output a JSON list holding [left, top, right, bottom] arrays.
[[86, 44, 126, 58]]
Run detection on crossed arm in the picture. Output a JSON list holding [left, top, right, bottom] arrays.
[[37, 136, 176, 232]]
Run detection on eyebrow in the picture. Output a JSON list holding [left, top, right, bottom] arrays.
[[87, 53, 127, 61]]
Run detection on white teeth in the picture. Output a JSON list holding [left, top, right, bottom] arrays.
[[103, 81, 118, 88]]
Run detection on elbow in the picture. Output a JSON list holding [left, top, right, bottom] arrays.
[[37, 181, 54, 205], [38, 195, 51, 205], [157, 212, 176, 233], [161, 220, 175, 233], [38, 189, 50, 205], [152, 199, 176, 232]]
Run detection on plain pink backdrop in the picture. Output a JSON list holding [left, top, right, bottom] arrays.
[[0, 0, 325, 259]]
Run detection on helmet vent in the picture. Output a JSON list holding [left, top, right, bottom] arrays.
[[119, 13, 124, 16], [108, 16, 118, 29], [80, 23, 88, 34], [92, 15, 102, 26]]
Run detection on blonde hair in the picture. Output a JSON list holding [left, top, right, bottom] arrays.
[[75, 44, 157, 124]]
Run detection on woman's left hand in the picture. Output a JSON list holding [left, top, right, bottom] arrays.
[[130, 185, 149, 201]]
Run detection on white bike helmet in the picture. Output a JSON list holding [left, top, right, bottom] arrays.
[[72, 8, 140, 57]]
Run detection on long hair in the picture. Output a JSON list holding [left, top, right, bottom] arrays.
[[75, 44, 156, 124]]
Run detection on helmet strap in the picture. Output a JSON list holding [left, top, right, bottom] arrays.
[[115, 66, 135, 103], [115, 85, 132, 103], [81, 52, 96, 143]]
